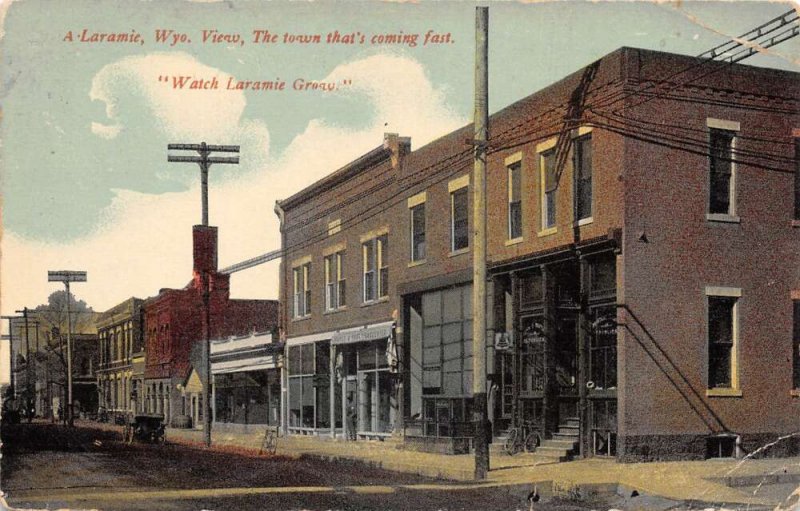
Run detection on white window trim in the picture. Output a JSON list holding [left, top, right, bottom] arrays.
[[292, 262, 311, 319], [705, 286, 742, 396], [324, 252, 345, 312], [706, 118, 740, 223], [361, 235, 388, 304], [539, 148, 557, 234]]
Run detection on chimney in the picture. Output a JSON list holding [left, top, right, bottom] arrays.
[[193, 225, 218, 274]]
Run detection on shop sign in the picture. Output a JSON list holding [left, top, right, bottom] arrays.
[[494, 332, 514, 351]]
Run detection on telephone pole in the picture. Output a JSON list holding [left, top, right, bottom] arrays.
[[48, 270, 87, 427], [14, 309, 33, 421], [472, 5, 490, 480], [168, 142, 239, 448]]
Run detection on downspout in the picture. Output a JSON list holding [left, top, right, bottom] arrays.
[[273, 201, 288, 436]]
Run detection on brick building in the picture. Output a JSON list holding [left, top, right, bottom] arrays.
[[143, 225, 279, 425], [97, 297, 145, 416], [277, 47, 800, 461]]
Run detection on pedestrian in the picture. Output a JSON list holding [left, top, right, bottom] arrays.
[[57, 404, 63, 423], [346, 395, 357, 441]]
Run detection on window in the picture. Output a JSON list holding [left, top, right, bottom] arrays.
[[706, 287, 740, 391], [293, 263, 311, 318], [324, 252, 345, 311], [450, 187, 469, 251], [411, 203, 426, 262], [420, 285, 473, 396], [362, 234, 388, 302], [707, 119, 739, 219], [508, 162, 522, 239], [574, 135, 592, 222], [541, 149, 557, 230], [793, 300, 800, 390]]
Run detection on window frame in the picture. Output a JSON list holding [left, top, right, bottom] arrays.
[[362, 234, 388, 303], [705, 286, 742, 397], [573, 132, 593, 224], [706, 118, 740, 223], [507, 155, 523, 241], [324, 251, 346, 312], [410, 200, 426, 263], [450, 186, 469, 253], [292, 262, 311, 318]]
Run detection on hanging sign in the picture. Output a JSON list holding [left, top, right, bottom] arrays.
[[494, 332, 514, 351]]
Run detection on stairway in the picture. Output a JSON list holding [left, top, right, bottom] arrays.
[[491, 417, 579, 463], [534, 417, 579, 462]]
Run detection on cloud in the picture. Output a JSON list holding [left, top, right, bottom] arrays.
[[2, 53, 466, 315], [89, 52, 253, 143], [324, 53, 463, 146]]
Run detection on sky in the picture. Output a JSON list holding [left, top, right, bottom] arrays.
[[1, 0, 799, 321]]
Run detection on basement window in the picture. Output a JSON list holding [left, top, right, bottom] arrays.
[[706, 434, 738, 459]]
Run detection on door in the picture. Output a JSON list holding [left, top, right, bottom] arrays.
[[555, 317, 578, 420]]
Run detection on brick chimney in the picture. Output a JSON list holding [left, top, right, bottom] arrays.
[[193, 225, 218, 274]]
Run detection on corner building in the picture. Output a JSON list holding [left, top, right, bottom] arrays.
[[143, 225, 279, 426], [277, 47, 800, 461]]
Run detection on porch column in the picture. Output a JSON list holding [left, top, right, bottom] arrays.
[[577, 255, 590, 458], [280, 346, 288, 436]]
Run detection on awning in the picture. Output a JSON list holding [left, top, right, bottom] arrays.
[[212, 355, 278, 375], [331, 321, 393, 346]]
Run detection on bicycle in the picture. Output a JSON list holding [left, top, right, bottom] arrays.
[[503, 421, 542, 455]]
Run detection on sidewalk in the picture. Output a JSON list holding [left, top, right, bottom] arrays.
[[165, 426, 800, 508]]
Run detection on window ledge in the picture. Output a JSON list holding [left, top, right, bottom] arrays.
[[291, 316, 311, 323], [323, 306, 347, 316], [504, 237, 524, 246], [706, 388, 742, 397], [575, 217, 594, 227], [790, 389, 800, 398], [792, 220, 800, 228], [448, 247, 470, 257], [706, 213, 740, 224], [361, 296, 389, 308], [408, 259, 427, 268], [537, 227, 557, 238]]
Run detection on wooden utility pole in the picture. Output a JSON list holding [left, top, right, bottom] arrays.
[[167, 142, 239, 448], [472, 5, 490, 480], [48, 270, 87, 427]]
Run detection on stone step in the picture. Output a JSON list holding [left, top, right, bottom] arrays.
[[540, 438, 576, 450], [562, 417, 580, 427], [553, 428, 580, 439]]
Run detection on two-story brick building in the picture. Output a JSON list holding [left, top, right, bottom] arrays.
[[97, 297, 145, 416], [143, 225, 279, 426], [277, 47, 800, 461]]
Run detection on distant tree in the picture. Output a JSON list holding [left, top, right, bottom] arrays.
[[30, 291, 96, 369]]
